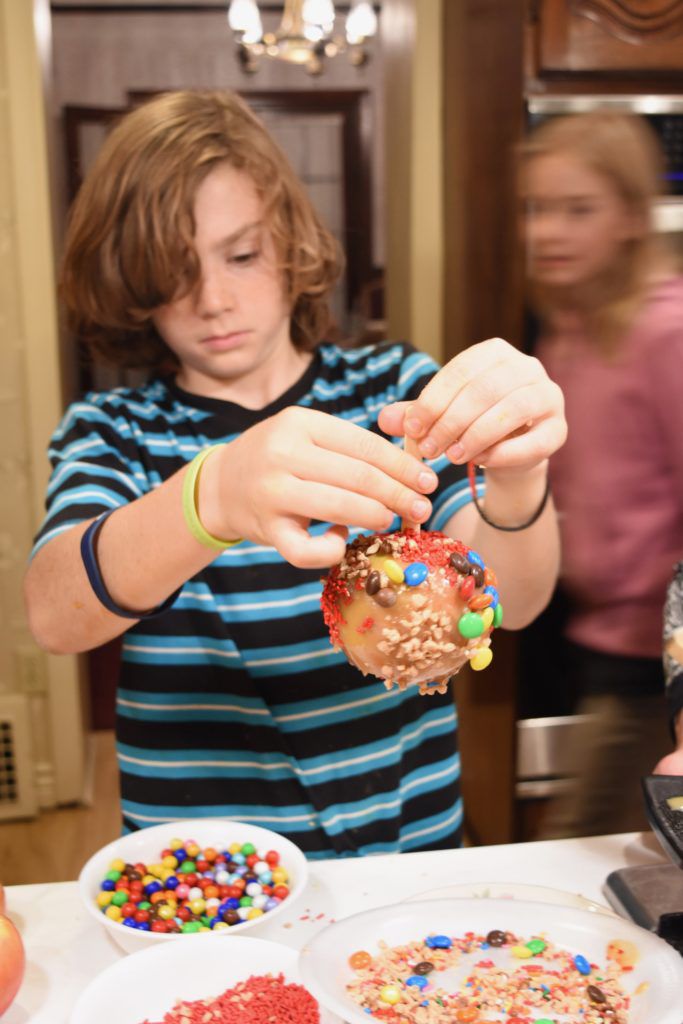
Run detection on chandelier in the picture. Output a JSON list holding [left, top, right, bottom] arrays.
[[227, 0, 378, 75]]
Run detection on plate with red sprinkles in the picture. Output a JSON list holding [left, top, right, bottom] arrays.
[[70, 933, 342, 1024], [298, 897, 683, 1024]]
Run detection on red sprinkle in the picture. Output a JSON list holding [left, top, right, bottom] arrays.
[[400, 529, 468, 579], [357, 616, 375, 633], [142, 972, 320, 1023], [320, 570, 351, 646]]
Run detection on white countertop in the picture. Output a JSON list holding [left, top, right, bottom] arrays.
[[3, 831, 670, 1023]]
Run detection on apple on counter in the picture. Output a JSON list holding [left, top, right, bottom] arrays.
[[0, 883, 26, 1015]]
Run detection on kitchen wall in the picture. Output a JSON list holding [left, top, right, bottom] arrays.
[[0, 0, 86, 814]]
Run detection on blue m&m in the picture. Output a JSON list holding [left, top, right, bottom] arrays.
[[405, 975, 429, 989], [574, 954, 592, 975], [404, 561, 429, 586]]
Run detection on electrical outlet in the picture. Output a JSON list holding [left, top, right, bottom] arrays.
[[14, 646, 48, 695]]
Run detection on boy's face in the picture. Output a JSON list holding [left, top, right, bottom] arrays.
[[522, 152, 641, 290], [152, 162, 293, 396]]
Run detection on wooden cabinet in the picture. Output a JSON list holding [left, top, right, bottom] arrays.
[[532, 0, 683, 75]]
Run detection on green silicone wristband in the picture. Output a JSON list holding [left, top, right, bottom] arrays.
[[182, 445, 242, 552]]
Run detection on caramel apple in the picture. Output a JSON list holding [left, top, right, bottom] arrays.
[[321, 529, 501, 695]]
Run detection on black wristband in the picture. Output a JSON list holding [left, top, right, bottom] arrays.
[[467, 464, 551, 533], [80, 510, 181, 619]]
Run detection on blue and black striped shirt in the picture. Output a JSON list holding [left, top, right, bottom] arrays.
[[35, 342, 475, 857]]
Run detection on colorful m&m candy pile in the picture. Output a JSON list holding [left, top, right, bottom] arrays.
[[95, 837, 291, 934], [322, 530, 501, 695]]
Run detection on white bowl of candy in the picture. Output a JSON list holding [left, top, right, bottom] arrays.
[[78, 818, 309, 954]]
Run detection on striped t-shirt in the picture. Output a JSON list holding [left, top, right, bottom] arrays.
[[34, 342, 475, 858]]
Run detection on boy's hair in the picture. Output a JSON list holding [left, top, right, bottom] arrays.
[[519, 111, 677, 350], [60, 90, 343, 370]]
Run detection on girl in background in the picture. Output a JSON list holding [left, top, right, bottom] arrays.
[[520, 111, 683, 837]]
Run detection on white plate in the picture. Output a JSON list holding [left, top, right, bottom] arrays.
[[407, 880, 616, 915], [71, 933, 342, 1024], [299, 897, 683, 1024]]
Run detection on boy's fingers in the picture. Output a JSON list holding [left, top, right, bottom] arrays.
[[307, 410, 437, 493], [414, 361, 547, 460], [272, 520, 349, 570], [449, 381, 564, 465], [402, 338, 510, 442], [293, 448, 435, 519], [464, 413, 567, 470], [377, 402, 411, 437], [288, 480, 425, 534]]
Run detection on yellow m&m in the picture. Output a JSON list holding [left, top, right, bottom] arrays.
[[470, 647, 493, 671], [379, 985, 402, 1004]]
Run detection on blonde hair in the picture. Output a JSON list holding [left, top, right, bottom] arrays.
[[519, 111, 676, 350], [60, 90, 343, 370]]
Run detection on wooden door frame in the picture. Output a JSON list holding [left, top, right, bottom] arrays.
[[441, 0, 527, 846]]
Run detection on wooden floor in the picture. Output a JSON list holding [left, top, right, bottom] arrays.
[[0, 731, 121, 886]]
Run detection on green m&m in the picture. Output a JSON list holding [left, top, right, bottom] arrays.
[[458, 611, 485, 639]]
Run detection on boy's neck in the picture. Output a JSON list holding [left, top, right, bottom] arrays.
[[175, 343, 315, 410]]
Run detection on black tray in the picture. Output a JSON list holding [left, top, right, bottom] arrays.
[[642, 774, 683, 869]]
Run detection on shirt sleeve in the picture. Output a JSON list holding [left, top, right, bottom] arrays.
[[390, 343, 474, 532], [31, 395, 150, 558]]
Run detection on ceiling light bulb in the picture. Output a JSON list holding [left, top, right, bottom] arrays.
[[242, 21, 263, 44], [302, 0, 336, 27], [346, 1, 377, 42], [228, 0, 262, 36]]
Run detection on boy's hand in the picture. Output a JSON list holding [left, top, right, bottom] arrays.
[[199, 407, 439, 568], [654, 710, 683, 775], [653, 749, 683, 775], [378, 338, 566, 477]]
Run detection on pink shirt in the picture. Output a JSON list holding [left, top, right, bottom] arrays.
[[538, 276, 683, 658]]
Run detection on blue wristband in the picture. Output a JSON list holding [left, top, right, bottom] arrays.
[[80, 510, 181, 619]]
